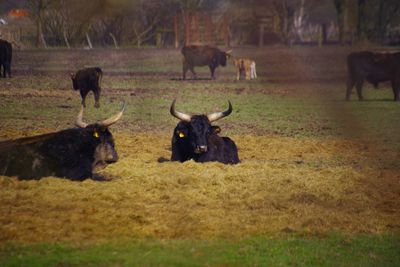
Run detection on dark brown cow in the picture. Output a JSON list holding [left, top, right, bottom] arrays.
[[346, 51, 400, 101], [170, 100, 239, 164], [71, 67, 103, 108], [0, 39, 12, 78], [181, 45, 231, 80], [0, 104, 124, 180]]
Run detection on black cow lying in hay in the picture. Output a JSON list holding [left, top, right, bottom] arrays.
[[71, 67, 103, 108], [346, 51, 400, 101], [0, 105, 125, 180], [181, 45, 231, 80], [0, 39, 12, 78], [170, 100, 239, 164]]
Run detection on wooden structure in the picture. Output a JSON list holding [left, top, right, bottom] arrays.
[[173, 11, 231, 48]]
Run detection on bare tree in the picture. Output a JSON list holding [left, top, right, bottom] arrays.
[[25, 0, 59, 48]]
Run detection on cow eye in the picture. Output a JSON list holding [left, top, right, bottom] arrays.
[[93, 131, 100, 139], [178, 132, 185, 138]]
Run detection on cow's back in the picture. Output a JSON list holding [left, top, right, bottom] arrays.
[[181, 45, 216, 66], [347, 51, 399, 84], [195, 134, 239, 164], [75, 67, 102, 88]]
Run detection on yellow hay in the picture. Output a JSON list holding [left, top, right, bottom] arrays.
[[0, 133, 399, 243]]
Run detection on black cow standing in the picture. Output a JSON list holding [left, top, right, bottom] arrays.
[[170, 100, 239, 164], [346, 51, 400, 101], [0, 104, 124, 180], [181, 45, 231, 80], [0, 39, 12, 78], [71, 67, 103, 108]]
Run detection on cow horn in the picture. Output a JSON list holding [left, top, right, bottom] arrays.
[[207, 101, 233, 122], [170, 99, 191, 122], [225, 50, 232, 54], [97, 102, 126, 127], [75, 106, 89, 128]]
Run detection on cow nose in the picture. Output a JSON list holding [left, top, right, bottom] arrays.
[[106, 153, 118, 163], [199, 145, 207, 152]]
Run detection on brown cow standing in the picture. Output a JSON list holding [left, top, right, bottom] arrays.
[[71, 67, 103, 108], [346, 51, 400, 101], [181, 45, 231, 80], [0, 39, 12, 78]]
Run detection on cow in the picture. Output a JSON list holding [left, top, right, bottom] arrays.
[[71, 67, 103, 108], [181, 45, 231, 80], [0, 104, 125, 180], [170, 99, 239, 164], [233, 58, 257, 80], [0, 39, 12, 78], [346, 51, 400, 101]]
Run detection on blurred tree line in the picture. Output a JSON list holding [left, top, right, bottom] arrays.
[[2, 0, 400, 47]]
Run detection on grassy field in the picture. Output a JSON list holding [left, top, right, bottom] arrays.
[[0, 46, 399, 266]]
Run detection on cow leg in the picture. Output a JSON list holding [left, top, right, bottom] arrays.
[[1, 64, 5, 78], [80, 90, 88, 107], [5, 63, 11, 78], [236, 68, 240, 80], [94, 89, 100, 108], [346, 77, 356, 101], [209, 65, 216, 79], [253, 64, 257, 79], [391, 80, 400, 101], [245, 69, 250, 80], [355, 80, 364, 101], [182, 61, 188, 80], [189, 66, 197, 79]]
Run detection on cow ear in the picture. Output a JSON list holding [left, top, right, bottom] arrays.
[[211, 126, 221, 134]]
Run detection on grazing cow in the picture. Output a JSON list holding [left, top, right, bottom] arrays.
[[0, 39, 12, 78], [0, 105, 125, 180], [170, 100, 239, 164], [71, 67, 103, 108], [233, 58, 257, 80], [181, 45, 231, 80], [346, 51, 400, 101]]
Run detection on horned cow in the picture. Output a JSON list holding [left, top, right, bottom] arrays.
[[170, 100, 239, 164], [181, 45, 231, 80], [0, 105, 124, 180]]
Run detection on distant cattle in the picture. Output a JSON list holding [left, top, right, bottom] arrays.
[[0, 104, 125, 180], [170, 100, 239, 164], [0, 39, 12, 78], [346, 51, 400, 101], [71, 67, 103, 108], [233, 58, 257, 80], [181, 45, 231, 80]]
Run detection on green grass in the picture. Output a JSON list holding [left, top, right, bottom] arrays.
[[1, 234, 399, 267]]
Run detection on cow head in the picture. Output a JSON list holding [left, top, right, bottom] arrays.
[[219, 50, 232, 67], [75, 104, 125, 168], [170, 100, 232, 154], [70, 73, 78, 89]]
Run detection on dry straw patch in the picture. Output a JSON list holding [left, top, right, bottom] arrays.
[[0, 133, 399, 243]]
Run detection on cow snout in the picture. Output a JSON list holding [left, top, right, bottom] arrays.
[[195, 145, 207, 153], [106, 153, 118, 163]]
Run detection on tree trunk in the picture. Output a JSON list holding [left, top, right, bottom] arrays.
[[357, 0, 367, 42], [63, 30, 70, 49], [174, 13, 179, 48], [109, 33, 118, 48], [86, 33, 93, 49], [334, 0, 346, 45]]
